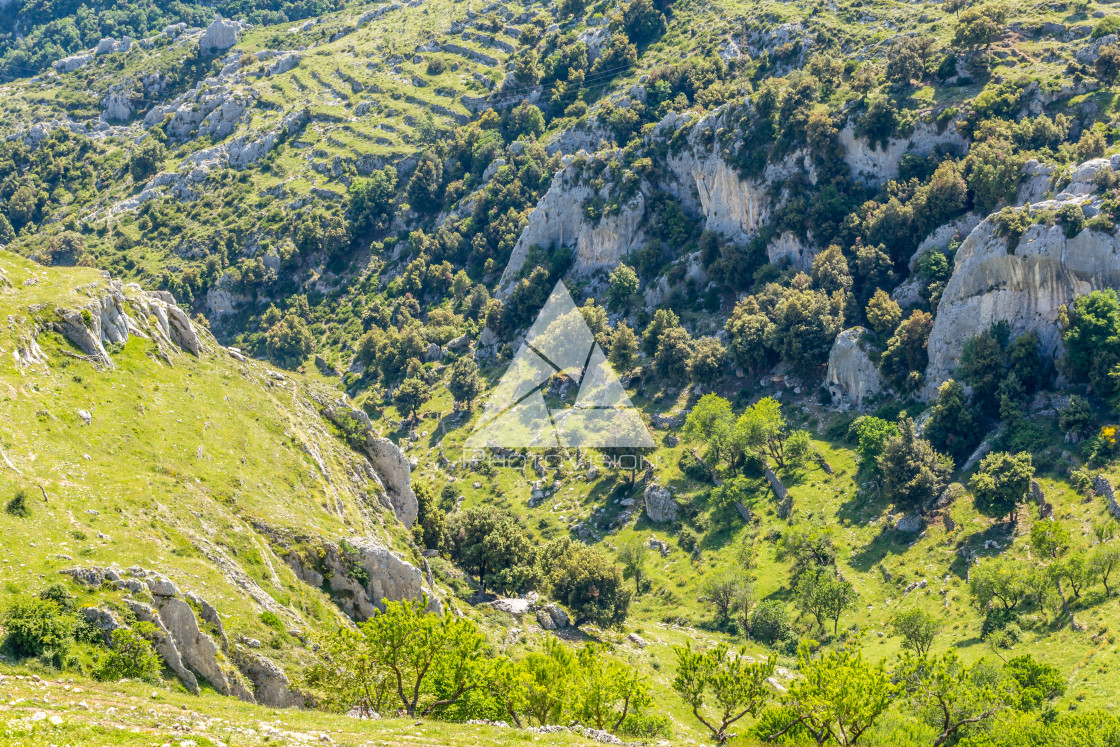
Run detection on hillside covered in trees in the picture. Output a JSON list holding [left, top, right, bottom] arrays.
[[4, 0, 1120, 743]]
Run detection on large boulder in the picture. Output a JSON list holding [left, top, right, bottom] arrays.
[[826, 327, 884, 409], [230, 646, 305, 708], [200, 18, 240, 54], [924, 156, 1120, 398], [643, 483, 679, 523]]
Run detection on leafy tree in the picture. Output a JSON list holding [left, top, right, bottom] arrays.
[[710, 476, 756, 526], [607, 264, 640, 308], [848, 416, 898, 475], [542, 538, 630, 627], [890, 608, 943, 657], [953, 3, 1009, 52], [732, 397, 800, 469], [968, 556, 1028, 612], [93, 624, 162, 683], [1004, 654, 1065, 712], [878, 417, 953, 515], [617, 539, 649, 594], [395, 376, 431, 424], [448, 357, 484, 410], [1058, 394, 1096, 441], [865, 289, 902, 338], [1006, 332, 1045, 393], [608, 322, 639, 372], [1055, 548, 1091, 600], [129, 138, 166, 182], [899, 650, 1014, 747], [407, 151, 445, 212], [702, 572, 752, 626], [749, 600, 791, 645], [810, 244, 853, 295], [349, 166, 398, 233], [924, 380, 979, 463], [776, 524, 837, 585], [1029, 519, 1071, 560], [654, 326, 694, 382], [573, 644, 651, 731], [959, 328, 1006, 412], [0, 213, 13, 244], [965, 139, 1023, 215], [1089, 541, 1120, 597], [688, 336, 727, 385], [413, 483, 448, 552], [489, 638, 571, 726], [618, 0, 666, 45], [1, 596, 78, 665], [265, 313, 313, 368], [1062, 290, 1120, 398], [673, 641, 775, 743], [1096, 44, 1120, 84], [765, 287, 845, 376], [795, 571, 858, 635], [767, 642, 895, 746], [970, 451, 1033, 522], [725, 298, 774, 373], [642, 309, 680, 356], [683, 393, 735, 462], [879, 310, 934, 392], [308, 597, 486, 718], [447, 506, 539, 594]]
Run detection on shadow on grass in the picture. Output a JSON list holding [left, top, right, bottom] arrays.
[[849, 526, 913, 571]]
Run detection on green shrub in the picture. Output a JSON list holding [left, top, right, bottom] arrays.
[[616, 712, 672, 738], [2, 597, 78, 664], [93, 624, 162, 683], [1092, 16, 1120, 38], [259, 611, 285, 630], [5, 489, 30, 517], [749, 600, 791, 645]]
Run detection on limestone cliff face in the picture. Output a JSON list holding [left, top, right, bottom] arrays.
[[826, 327, 884, 409], [923, 156, 1120, 397], [497, 162, 648, 295], [498, 108, 782, 296], [838, 121, 967, 188]]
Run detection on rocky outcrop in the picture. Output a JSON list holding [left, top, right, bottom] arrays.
[[826, 327, 884, 409], [496, 164, 646, 295], [102, 90, 134, 122], [200, 18, 241, 54], [767, 231, 816, 270], [50, 282, 202, 368], [52, 54, 91, 73], [80, 607, 125, 644], [1093, 475, 1120, 519], [126, 599, 201, 694], [923, 156, 1120, 397], [838, 121, 967, 188], [144, 84, 254, 142], [315, 397, 418, 527], [286, 536, 437, 619], [895, 515, 923, 534], [230, 646, 306, 708], [643, 483, 679, 523], [156, 594, 251, 700], [535, 603, 569, 630]]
